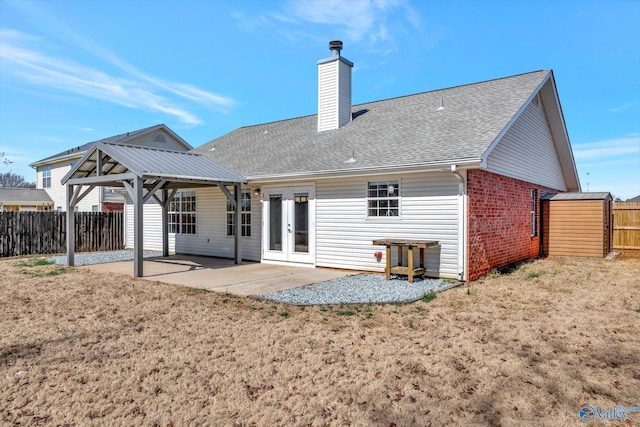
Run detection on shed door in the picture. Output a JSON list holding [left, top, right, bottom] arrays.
[[603, 200, 611, 255]]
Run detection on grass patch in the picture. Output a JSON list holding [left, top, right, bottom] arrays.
[[408, 318, 415, 329], [18, 258, 69, 277], [526, 272, 541, 279], [488, 268, 501, 279], [635, 308, 640, 313], [279, 311, 290, 318], [336, 310, 356, 316], [18, 258, 55, 267], [422, 292, 437, 303]]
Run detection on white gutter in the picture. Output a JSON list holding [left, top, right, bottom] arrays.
[[450, 165, 466, 281], [245, 158, 481, 183]]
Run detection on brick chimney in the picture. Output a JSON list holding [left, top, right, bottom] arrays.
[[317, 40, 353, 132]]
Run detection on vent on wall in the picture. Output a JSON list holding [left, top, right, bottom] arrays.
[[153, 133, 167, 143]]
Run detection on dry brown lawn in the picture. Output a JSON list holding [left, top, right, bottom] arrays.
[[1, 255, 639, 426]]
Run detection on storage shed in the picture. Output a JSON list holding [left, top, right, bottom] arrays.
[[542, 192, 613, 257]]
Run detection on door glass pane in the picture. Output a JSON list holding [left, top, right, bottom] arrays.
[[293, 193, 308, 253], [269, 194, 282, 251]]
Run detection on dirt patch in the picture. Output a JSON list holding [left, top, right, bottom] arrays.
[[1, 256, 639, 425]]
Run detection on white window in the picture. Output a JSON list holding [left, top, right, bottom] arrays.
[[169, 191, 196, 234], [92, 205, 99, 212], [42, 167, 51, 188], [227, 190, 251, 237], [531, 189, 538, 237], [57, 206, 62, 212], [367, 180, 400, 217]]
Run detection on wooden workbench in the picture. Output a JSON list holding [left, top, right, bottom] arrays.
[[372, 239, 439, 283]]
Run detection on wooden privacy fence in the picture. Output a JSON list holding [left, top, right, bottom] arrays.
[[613, 202, 640, 252], [0, 211, 124, 257]]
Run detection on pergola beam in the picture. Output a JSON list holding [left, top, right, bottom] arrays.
[[67, 172, 138, 186]]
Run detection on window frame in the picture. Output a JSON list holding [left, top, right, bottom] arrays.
[[42, 166, 51, 188], [226, 189, 252, 237], [531, 189, 538, 237], [367, 180, 401, 218], [169, 191, 197, 235]]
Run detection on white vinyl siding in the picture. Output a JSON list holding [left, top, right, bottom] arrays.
[[125, 200, 172, 251], [124, 173, 460, 278], [317, 58, 352, 131], [125, 186, 261, 261], [486, 97, 567, 191], [315, 172, 460, 279]]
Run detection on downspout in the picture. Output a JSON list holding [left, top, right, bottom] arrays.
[[451, 165, 466, 281]]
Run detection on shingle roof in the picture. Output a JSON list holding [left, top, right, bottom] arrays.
[[30, 124, 192, 167], [195, 70, 550, 178], [0, 188, 53, 203]]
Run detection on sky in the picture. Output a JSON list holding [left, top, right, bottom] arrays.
[[0, 0, 638, 200]]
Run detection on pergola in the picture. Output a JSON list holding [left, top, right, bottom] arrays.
[[61, 142, 247, 277]]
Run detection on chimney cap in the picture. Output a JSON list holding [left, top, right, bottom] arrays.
[[329, 40, 343, 53]]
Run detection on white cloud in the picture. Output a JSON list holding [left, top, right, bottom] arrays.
[[573, 135, 640, 161], [0, 28, 236, 125], [252, 0, 420, 54]]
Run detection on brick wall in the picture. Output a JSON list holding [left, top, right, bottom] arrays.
[[466, 169, 558, 281], [102, 202, 124, 213]]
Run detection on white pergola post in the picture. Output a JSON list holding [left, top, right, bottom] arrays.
[[66, 184, 75, 266]]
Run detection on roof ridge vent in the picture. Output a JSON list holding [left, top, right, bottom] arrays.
[[437, 98, 445, 110]]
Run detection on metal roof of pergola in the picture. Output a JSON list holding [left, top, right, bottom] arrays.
[[61, 142, 247, 277]]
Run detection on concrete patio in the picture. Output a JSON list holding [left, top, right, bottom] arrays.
[[81, 255, 351, 296]]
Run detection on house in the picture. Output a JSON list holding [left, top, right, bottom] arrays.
[[68, 41, 580, 281], [0, 188, 54, 212], [30, 124, 192, 212]]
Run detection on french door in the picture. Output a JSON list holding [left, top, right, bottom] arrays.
[[263, 185, 315, 265]]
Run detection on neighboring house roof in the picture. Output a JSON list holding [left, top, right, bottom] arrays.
[[195, 70, 578, 188], [0, 188, 54, 204], [30, 124, 193, 168], [542, 192, 612, 201], [62, 142, 246, 187], [626, 195, 640, 202]]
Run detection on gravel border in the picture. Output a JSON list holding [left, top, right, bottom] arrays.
[[48, 250, 163, 267], [257, 274, 463, 305]]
